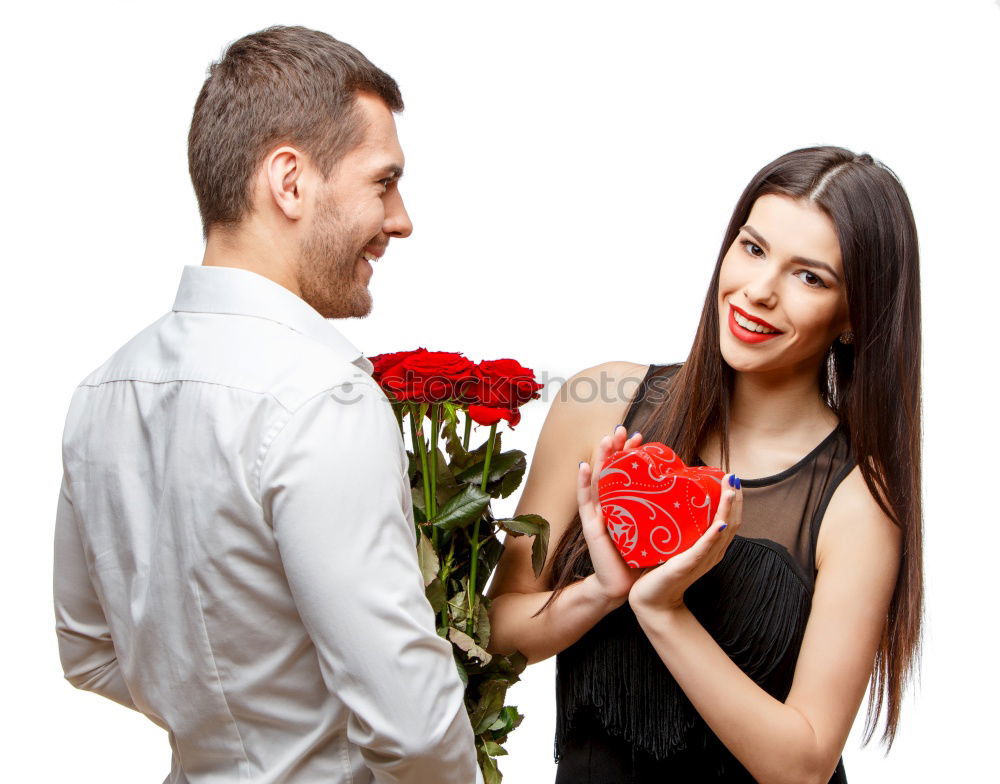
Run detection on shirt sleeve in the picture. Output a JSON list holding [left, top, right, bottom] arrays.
[[260, 379, 480, 784], [53, 470, 137, 711]]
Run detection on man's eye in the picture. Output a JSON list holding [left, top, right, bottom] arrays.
[[378, 178, 393, 189], [741, 240, 764, 257]]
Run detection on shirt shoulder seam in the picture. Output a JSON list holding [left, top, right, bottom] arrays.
[[76, 377, 297, 414], [253, 378, 382, 506]]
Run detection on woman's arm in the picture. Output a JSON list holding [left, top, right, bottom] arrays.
[[486, 576, 623, 664], [485, 361, 648, 663], [631, 465, 902, 784]]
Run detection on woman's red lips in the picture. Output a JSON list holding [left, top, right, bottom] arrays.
[[730, 304, 781, 332], [728, 304, 783, 344]]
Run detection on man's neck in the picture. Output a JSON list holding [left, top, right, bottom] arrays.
[[201, 225, 301, 297]]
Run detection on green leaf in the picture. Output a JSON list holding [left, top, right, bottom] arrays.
[[480, 752, 501, 784], [496, 514, 542, 537], [455, 656, 468, 688], [493, 465, 525, 499], [495, 650, 528, 679], [530, 520, 550, 579], [430, 484, 491, 532], [456, 449, 525, 486], [500, 705, 524, 733], [406, 450, 419, 481], [475, 597, 492, 650], [424, 577, 446, 613], [470, 679, 508, 734], [416, 532, 439, 586], [496, 514, 550, 578], [477, 535, 504, 586], [448, 626, 492, 666], [487, 714, 508, 732], [441, 400, 458, 421], [432, 447, 460, 507], [482, 740, 508, 757], [448, 588, 468, 627], [442, 416, 471, 470], [413, 504, 427, 526], [411, 485, 425, 513], [466, 430, 501, 464]]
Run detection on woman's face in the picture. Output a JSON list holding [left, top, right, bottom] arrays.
[[717, 193, 851, 377]]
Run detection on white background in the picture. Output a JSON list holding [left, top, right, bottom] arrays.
[[5, 1, 997, 781]]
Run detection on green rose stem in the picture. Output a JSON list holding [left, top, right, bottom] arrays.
[[406, 403, 449, 629], [466, 422, 498, 635], [427, 403, 450, 630], [407, 403, 433, 543], [429, 403, 440, 520], [452, 411, 471, 573]]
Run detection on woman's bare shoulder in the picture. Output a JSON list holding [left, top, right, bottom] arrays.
[[544, 360, 651, 462], [816, 464, 902, 574], [559, 361, 650, 418]]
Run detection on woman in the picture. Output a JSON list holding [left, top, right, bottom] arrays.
[[486, 146, 922, 783]]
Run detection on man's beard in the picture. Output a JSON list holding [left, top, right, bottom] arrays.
[[297, 197, 374, 319]]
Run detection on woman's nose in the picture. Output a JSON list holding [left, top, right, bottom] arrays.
[[743, 270, 779, 308]]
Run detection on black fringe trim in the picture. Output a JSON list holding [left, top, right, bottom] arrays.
[[554, 537, 811, 776]]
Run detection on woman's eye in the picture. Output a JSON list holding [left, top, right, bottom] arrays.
[[378, 177, 393, 189], [795, 270, 827, 288], [741, 240, 764, 257]]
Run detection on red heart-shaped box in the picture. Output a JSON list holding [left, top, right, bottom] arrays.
[[597, 442, 726, 568]]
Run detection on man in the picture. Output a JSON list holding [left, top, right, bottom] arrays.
[[54, 26, 480, 784]]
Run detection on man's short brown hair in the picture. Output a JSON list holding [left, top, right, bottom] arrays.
[[187, 25, 403, 239]]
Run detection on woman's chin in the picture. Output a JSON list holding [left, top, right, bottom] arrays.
[[721, 338, 773, 370]]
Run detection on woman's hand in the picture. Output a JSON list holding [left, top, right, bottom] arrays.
[[577, 425, 646, 607], [628, 474, 743, 614]]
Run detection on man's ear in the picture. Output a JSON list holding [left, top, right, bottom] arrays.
[[264, 146, 306, 221]]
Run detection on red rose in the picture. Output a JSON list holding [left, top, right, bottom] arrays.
[[468, 405, 522, 428], [382, 351, 478, 403], [368, 348, 428, 386], [473, 359, 542, 409]]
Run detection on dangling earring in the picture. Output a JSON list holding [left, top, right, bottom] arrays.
[[838, 330, 854, 345]]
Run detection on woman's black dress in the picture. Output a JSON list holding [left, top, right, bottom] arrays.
[[554, 363, 855, 783]]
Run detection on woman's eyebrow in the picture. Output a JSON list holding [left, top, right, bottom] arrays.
[[740, 224, 841, 283], [741, 224, 771, 252]]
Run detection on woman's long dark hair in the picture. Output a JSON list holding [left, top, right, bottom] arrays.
[[540, 146, 923, 751]]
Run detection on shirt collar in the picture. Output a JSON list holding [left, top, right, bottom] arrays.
[[171, 265, 374, 376]]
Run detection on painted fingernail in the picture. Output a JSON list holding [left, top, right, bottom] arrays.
[[614, 424, 624, 433], [735, 477, 741, 489], [728, 474, 737, 487], [719, 523, 728, 531], [630, 431, 640, 439]]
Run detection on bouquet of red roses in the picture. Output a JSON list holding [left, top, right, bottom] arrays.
[[368, 348, 549, 784]]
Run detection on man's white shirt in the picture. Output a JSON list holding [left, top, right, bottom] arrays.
[[54, 264, 481, 784]]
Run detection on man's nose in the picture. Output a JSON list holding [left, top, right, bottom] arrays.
[[384, 189, 413, 239]]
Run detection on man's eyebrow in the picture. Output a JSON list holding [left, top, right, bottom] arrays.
[[739, 224, 841, 282], [378, 164, 404, 181]]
